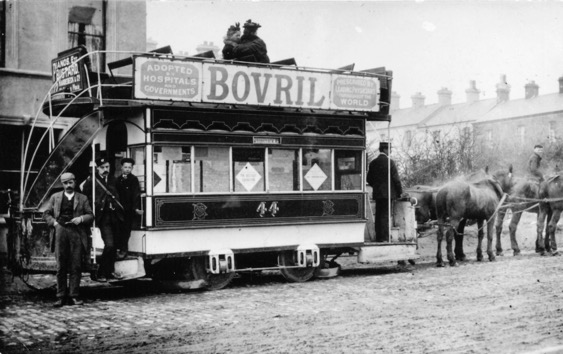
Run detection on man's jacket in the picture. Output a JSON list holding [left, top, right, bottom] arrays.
[[43, 191, 94, 251], [81, 174, 125, 224], [366, 153, 403, 199]]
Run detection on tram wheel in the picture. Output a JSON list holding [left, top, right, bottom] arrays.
[[189, 256, 235, 290], [278, 251, 317, 283]]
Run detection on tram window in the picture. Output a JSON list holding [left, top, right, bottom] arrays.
[[153, 145, 191, 193], [129, 146, 145, 191], [302, 149, 332, 191], [194, 147, 229, 193], [335, 150, 362, 190], [233, 148, 265, 192], [268, 149, 299, 191]]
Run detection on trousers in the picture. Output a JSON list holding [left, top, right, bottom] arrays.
[[55, 225, 82, 298]]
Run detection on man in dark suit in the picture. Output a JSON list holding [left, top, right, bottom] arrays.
[[44, 172, 93, 307], [116, 157, 143, 259], [366, 142, 406, 242], [229, 19, 270, 63], [82, 156, 124, 281]]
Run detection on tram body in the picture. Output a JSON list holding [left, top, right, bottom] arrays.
[[7, 47, 418, 289]]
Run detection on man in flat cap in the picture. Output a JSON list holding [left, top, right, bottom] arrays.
[[229, 19, 270, 63], [44, 172, 93, 307], [116, 157, 143, 259], [82, 156, 124, 281], [366, 142, 407, 242], [527, 144, 544, 182]]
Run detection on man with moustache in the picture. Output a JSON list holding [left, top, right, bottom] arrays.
[[44, 172, 93, 307], [116, 157, 143, 259], [82, 156, 124, 281]]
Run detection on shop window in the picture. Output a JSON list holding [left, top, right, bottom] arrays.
[[194, 146, 229, 193], [268, 149, 299, 192], [302, 149, 332, 191], [335, 150, 362, 190], [233, 148, 265, 192]]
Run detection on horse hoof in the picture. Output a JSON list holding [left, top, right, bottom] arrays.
[[513, 250, 521, 256], [552, 251, 560, 256], [535, 248, 541, 253], [408, 259, 416, 265], [496, 251, 504, 257], [489, 256, 496, 262], [540, 251, 547, 257], [456, 255, 467, 262], [436, 262, 445, 268]]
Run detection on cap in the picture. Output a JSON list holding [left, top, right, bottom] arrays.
[[95, 157, 109, 167], [121, 157, 135, 165], [60, 172, 76, 183], [243, 19, 261, 29], [379, 142, 391, 150]]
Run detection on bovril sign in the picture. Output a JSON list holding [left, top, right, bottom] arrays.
[[133, 56, 380, 112]]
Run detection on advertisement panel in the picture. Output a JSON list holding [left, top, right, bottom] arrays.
[[133, 56, 203, 101], [133, 56, 380, 112], [51, 47, 89, 94], [202, 63, 332, 110]]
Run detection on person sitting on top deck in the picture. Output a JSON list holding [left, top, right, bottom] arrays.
[[527, 144, 544, 182], [222, 22, 241, 60], [227, 19, 270, 63]]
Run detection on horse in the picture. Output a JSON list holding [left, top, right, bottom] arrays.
[[536, 173, 563, 256], [406, 185, 439, 229], [492, 166, 544, 256], [435, 177, 505, 267]]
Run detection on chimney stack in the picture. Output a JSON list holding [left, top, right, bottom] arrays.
[[390, 91, 401, 111], [559, 75, 563, 94], [437, 87, 452, 106], [496, 74, 511, 103], [525, 81, 539, 99], [465, 80, 480, 104], [411, 92, 426, 108]]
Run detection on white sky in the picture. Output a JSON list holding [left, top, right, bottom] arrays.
[[147, 0, 563, 108]]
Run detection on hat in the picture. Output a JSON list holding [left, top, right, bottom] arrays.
[[227, 22, 241, 34], [243, 19, 261, 29], [379, 142, 391, 151], [121, 157, 135, 165], [95, 157, 109, 167], [60, 172, 76, 183], [534, 144, 543, 149]]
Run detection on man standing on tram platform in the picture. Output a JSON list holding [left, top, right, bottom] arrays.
[[82, 157, 124, 282], [44, 173, 93, 307], [116, 157, 143, 260], [366, 142, 407, 242]]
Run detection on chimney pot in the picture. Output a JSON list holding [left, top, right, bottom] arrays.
[[390, 91, 401, 111], [496, 74, 511, 103], [525, 80, 539, 99], [437, 87, 452, 106], [559, 75, 563, 94], [466, 80, 480, 104], [411, 92, 426, 108]]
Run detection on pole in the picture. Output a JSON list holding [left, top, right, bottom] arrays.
[[387, 121, 391, 242]]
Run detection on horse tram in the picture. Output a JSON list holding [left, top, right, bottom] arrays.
[[5, 46, 418, 290]]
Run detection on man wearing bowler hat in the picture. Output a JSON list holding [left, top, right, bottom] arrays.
[[82, 156, 124, 281], [116, 157, 143, 259], [230, 19, 270, 63], [367, 142, 407, 242], [44, 172, 93, 307]]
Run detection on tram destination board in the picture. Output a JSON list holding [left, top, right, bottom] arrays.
[[133, 55, 380, 113], [51, 46, 89, 94]]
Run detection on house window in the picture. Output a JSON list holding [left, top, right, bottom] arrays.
[[517, 126, 525, 144], [68, 2, 105, 71], [486, 130, 492, 141], [549, 121, 556, 142]]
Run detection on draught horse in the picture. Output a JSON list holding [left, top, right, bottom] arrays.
[[536, 174, 563, 256], [435, 178, 505, 267]]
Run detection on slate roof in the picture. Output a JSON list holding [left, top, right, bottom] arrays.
[[422, 98, 498, 128], [474, 93, 563, 124], [388, 103, 443, 128]]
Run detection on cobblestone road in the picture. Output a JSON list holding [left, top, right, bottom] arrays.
[[2, 214, 563, 353], [2, 251, 563, 354]]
